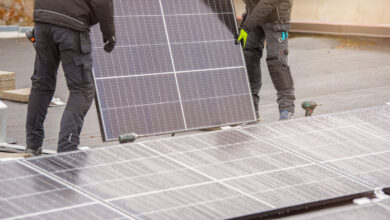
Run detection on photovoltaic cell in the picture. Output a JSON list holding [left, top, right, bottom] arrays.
[[91, 0, 255, 141]]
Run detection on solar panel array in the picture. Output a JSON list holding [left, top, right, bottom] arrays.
[[244, 105, 390, 189], [90, 0, 255, 141], [2, 106, 390, 219], [0, 161, 124, 219]]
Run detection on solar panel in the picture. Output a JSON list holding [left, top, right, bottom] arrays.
[[0, 161, 124, 219], [23, 129, 372, 219], [244, 106, 390, 189], [5, 106, 390, 219], [90, 0, 255, 141]]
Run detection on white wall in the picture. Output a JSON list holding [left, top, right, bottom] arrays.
[[233, 0, 390, 25]]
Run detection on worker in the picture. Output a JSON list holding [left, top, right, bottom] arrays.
[[25, 0, 116, 156], [237, 0, 295, 121]]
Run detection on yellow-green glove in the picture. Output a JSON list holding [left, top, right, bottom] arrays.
[[236, 29, 248, 48]]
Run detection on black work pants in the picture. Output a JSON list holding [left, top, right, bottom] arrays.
[[26, 22, 95, 153], [244, 23, 295, 114]]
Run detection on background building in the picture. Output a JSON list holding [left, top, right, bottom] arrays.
[[234, 0, 390, 37]]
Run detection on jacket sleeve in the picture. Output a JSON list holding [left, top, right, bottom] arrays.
[[90, 0, 115, 40], [242, 0, 279, 31]]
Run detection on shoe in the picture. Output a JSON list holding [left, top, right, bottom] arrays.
[[24, 148, 42, 157], [279, 110, 294, 121]]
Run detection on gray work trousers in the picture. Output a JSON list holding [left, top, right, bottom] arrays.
[[26, 22, 95, 153], [244, 23, 295, 113]]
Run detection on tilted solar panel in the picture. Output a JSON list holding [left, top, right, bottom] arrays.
[[90, 0, 255, 141]]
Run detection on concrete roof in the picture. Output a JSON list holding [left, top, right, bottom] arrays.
[[0, 35, 389, 151]]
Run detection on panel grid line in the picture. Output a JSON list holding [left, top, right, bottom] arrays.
[[322, 149, 390, 163], [62, 151, 292, 189], [258, 122, 367, 140], [248, 176, 356, 195], [134, 194, 246, 217], [139, 143, 277, 209], [95, 65, 245, 80], [157, 0, 187, 130], [237, 128, 377, 189], [329, 115, 390, 145], [99, 93, 249, 111], [106, 180, 216, 202], [229, 0, 257, 120], [378, 202, 390, 211], [20, 160, 138, 220], [104, 163, 315, 203], [114, 12, 234, 18], [2, 202, 98, 220]]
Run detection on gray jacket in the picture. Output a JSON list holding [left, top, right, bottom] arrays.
[[34, 0, 115, 40]]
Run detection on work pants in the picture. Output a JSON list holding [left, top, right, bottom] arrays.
[[244, 23, 295, 114], [26, 22, 95, 153]]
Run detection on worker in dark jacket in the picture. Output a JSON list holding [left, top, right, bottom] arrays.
[[237, 0, 295, 121], [25, 0, 116, 156]]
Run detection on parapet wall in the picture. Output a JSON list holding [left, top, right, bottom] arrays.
[[233, 0, 390, 37]]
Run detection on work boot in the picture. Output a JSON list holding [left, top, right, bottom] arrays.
[[24, 148, 42, 157], [279, 110, 294, 121]]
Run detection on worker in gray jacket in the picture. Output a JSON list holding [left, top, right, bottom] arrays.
[[237, 0, 295, 121], [25, 0, 116, 156]]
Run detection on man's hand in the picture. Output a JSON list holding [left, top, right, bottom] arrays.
[[236, 29, 248, 48], [104, 36, 116, 53]]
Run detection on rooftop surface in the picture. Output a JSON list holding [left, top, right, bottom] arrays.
[[0, 34, 390, 151]]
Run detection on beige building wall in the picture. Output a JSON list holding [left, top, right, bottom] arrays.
[[292, 0, 390, 25], [233, 0, 390, 25]]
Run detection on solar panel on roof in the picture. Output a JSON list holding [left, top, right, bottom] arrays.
[[23, 129, 373, 219], [90, 0, 255, 141], [0, 161, 123, 219], [4, 106, 390, 219], [244, 105, 390, 189]]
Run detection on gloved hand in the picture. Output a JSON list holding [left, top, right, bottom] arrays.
[[236, 29, 249, 48], [104, 36, 116, 53]]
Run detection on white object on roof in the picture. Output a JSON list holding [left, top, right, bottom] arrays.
[[49, 97, 66, 107], [0, 101, 7, 143]]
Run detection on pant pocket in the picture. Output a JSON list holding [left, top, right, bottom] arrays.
[[73, 56, 94, 84], [80, 32, 92, 54]]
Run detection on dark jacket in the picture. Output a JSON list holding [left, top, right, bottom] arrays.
[[33, 0, 115, 40], [242, 0, 293, 31]]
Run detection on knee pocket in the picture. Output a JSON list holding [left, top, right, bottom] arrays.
[[267, 58, 294, 91], [67, 56, 94, 85]]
